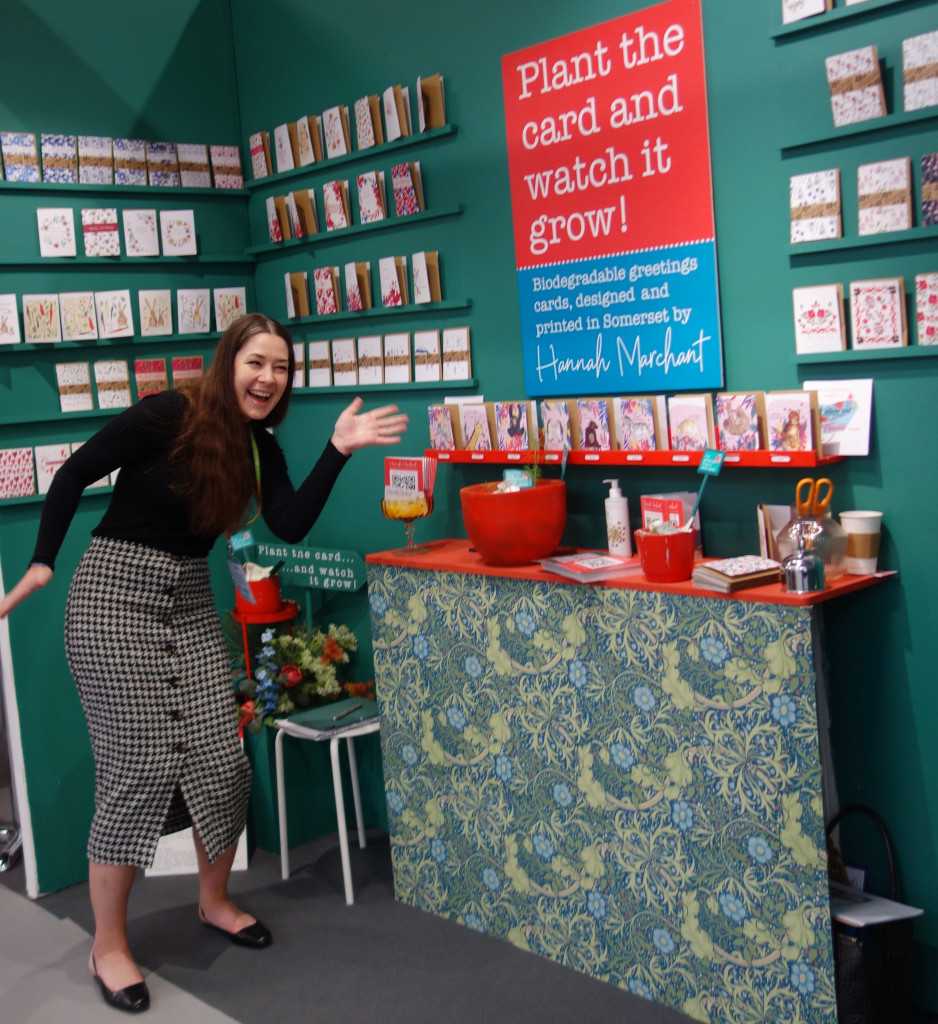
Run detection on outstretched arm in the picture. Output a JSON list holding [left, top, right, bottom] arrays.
[[0, 564, 53, 619], [330, 397, 408, 456]]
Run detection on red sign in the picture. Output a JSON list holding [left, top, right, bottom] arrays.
[[502, 0, 715, 269]]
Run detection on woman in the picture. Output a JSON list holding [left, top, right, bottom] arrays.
[[0, 313, 407, 1013]]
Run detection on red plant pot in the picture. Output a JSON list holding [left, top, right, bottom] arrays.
[[634, 529, 695, 583], [235, 575, 282, 614], [460, 479, 566, 566]]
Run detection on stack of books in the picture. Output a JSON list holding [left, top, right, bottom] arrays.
[[691, 556, 781, 593]]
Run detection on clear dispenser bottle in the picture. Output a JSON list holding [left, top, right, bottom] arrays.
[[604, 478, 632, 557]]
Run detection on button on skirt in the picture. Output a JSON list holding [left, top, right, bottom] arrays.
[[65, 536, 251, 868]]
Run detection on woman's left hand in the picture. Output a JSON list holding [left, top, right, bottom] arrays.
[[330, 397, 409, 456]]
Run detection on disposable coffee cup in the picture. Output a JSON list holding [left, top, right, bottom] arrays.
[[839, 510, 882, 574]]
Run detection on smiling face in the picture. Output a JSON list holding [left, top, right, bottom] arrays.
[[232, 332, 290, 421]]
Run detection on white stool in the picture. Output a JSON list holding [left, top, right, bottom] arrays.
[[273, 712, 381, 905]]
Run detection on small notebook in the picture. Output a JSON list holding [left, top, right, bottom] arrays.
[[276, 698, 379, 737]]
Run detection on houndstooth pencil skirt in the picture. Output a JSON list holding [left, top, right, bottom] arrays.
[[65, 537, 251, 868]]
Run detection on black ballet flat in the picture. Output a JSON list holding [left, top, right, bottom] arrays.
[[91, 952, 150, 1013], [198, 906, 272, 949]]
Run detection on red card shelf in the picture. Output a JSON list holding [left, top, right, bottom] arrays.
[[426, 449, 844, 469]]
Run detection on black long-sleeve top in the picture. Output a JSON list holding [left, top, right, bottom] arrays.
[[31, 389, 349, 570]]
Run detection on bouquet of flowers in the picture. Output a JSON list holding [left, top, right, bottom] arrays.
[[238, 621, 360, 731]]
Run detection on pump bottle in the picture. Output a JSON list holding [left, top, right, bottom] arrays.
[[604, 479, 631, 557]]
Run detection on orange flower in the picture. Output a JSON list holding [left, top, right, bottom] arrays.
[[321, 637, 344, 664]]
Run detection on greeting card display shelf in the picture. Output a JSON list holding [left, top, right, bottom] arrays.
[[296, 378, 477, 396], [0, 333, 224, 354], [781, 107, 938, 155], [246, 204, 464, 257], [428, 449, 844, 468], [1, 405, 128, 428], [0, 253, 255, 266], [0, 486, 112, 508], [0, 180, 248, 197], [285, 296, 471, 327], [244, 125, 458, 192], [793, 346, 938, 365], [772, 0, 921, 40], [788, 225, 938, 258]]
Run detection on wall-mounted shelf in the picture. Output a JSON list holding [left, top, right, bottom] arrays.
[[246, 204, 464, 257], [0, 180, 248, 198], [296, 378, 478, 396], [772, 0, 925, 41], [788, 225, 938, 257], [0, 486, 112, 509], [781, 108, 938, 155], [285, 297, 471, 328], [244, 125, 458, 192], [1, 406, 125, 428], [793, 345, 938, 364], [428, 449, 844, 468], [0, 254, 255, 267], [0, 332, 223, 354]]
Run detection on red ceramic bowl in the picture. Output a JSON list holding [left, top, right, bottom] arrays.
[[235, 575, 282, 613], [460, 479, 566, 566], [634, 528, 695, 583]]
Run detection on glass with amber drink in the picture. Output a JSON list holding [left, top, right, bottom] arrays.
[[381, 491, 434, 554]]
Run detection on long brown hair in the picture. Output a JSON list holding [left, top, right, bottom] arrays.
[[171, 313, 296, 535]]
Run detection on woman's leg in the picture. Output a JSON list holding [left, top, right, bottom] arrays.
[[193, 828, 256, 933], [87, 861, 144, 988]]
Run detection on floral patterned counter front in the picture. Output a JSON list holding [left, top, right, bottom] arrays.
[[366, 541, 869, 1024]]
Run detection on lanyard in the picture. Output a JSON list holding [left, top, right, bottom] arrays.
[[244, 430, 262, 526]]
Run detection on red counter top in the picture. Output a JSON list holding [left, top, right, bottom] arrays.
[[366, 538, 893, 606]]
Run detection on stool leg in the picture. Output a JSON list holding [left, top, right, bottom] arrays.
[[275, 729, 290, 881], [330, 737, 354, 906], [345, 736, 367, 850]]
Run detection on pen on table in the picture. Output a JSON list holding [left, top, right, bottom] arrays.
[[333, 703, 362, 722]]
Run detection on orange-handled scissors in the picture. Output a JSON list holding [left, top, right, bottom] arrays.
[[796, 477, 833, 517]]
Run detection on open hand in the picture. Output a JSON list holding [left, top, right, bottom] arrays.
[[331, 397, 408, 456], [0, 563, 53, 619]]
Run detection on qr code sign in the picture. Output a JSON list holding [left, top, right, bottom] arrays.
[[389, 470, 418, 492]]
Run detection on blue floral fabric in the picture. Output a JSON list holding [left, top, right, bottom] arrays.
[[367, 564, 835, 1023]]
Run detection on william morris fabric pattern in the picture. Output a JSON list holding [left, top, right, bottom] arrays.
[[368, 564, 836, 1024]]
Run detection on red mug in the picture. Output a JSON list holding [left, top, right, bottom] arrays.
[[634, 529, 695, 583], [235, 575, 282, 613]]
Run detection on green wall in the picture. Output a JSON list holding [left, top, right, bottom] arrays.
[[1, 0, 936, 1009]]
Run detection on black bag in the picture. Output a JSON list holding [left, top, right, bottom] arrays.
[[826, 805, 914, 1024]]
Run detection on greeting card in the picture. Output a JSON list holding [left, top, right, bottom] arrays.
[[0, 447, 36, 499], [391, 162, 424, 216], [273, 123, 296, 174], [716, 392, 765, 452], [34, 443, 71, 494], [921, 153, 938, 227], [248, 130, 271, 179], [915, 272, 938, 345], [40, 133, 77, 183], [331, 337, 358, 386], [159, 209, 197, 255], [177, 289, 210, 333], [344, 261, 371, 311], [792, 283, 846, 354], [145, 141, 180, 186], [0, 294, 20, 344], [379, 256, 408, 307], [790, 169, 841, 243], [357, 335, 384, 385], [540, 400, 572, 451], [171, 355, 204, 386], [382, 84, 411, 142], [354, 95, 382, 150], [428, 405, 456, 450], [176, 142, 211, 188], [492, 401, 530, 451], [0, 131, 40, 182], [442, 326, 471, 380], [138, 289, 172, 336], [412, 251, 441, 304], [611, 396, 662, 451], [417, 73, 446, 132], [357, 170, 386, 224], [902, 30, 938, 112], [59, 291, 98, 341], [456, 402, 492, 451], [849, 277, 907, 348], [134, 358, 169, 399], [81, 207, 121, 257], [295, 117, 316, 167], [265, 196, 284, 243], [575, 399, 611, 450], [857, 158, 912, 236], [383, 333, 411, 384], [667, 394, 715, 450], [314, 266, 340, 315], [93, 359, 132, 409], [22, 294, 61, 342], [113, 138, 147, 185], [291, 190, 318, 237], [307, 340, 332, 388], [802, 378, 873, 456], [55, 361, 94, 412], [37, 207, 77, 257], [95, 289, 133, 339], [78, 136, 113, 184], [292, 342, 304, 388], [209, 144, 244, 189], [413, 330, 441, 382], [322, 105, 350, 158], [122, 209, 160, 256], [765, 390, 821, 454], [284, 271, 309, 318], [213, 286, 247, 331], [322, 180, 350, 231], [825, 46, 887, 127]]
